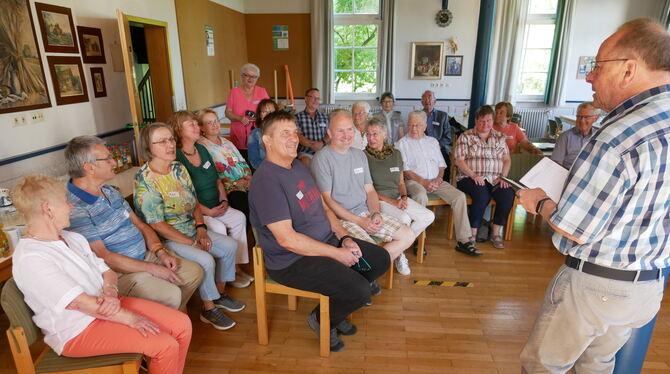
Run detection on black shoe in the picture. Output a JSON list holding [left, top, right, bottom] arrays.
[[412, 240, 427, 257], [455, 241, 483, 257], [335, 319, 357, 335], [307, 310, 345, 352], [370, 280, 382, 296]]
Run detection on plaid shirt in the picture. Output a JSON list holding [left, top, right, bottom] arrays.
[[550, 85, 670, 270], [296, 109, 328, 154], [453, 129, 509, 183]]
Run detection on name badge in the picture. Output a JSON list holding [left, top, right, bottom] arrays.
[[319, 122, 327, 127], [354, 167, 364, 174], [389, 167, 400, 172], [202, 160, 211, 169], [252, 100, 260, 104], [432, 121, 440, 126], [168, 191, 179, 198], [296, 191, 304, 200]]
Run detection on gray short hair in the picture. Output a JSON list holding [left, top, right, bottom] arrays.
[[352, 101, 370, 113], [407, 110, 427, 124], [366, 117, 387, 133], [577, 101, 600, 116], [240, 63, 260, 77], [65, 135, 106, 178], [329, 108, 352, 124]]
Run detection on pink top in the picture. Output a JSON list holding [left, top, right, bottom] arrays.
[[226, 85, 269, 150], [493, 122, 526, 154]]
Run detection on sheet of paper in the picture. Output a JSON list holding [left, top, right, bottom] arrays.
[[519, 157, 569, 202]]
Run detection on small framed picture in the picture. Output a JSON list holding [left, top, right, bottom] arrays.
[[90, 67, 107, 98], [35, 2, 79, 54], [410, 42, 444, 80], [444, 55, 463, 76], [77, 26, 106, 64], [47, 56, 89, 105]]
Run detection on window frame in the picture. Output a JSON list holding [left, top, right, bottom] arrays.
[[516, 0, 562, 102], [332, 1, 383, 100]]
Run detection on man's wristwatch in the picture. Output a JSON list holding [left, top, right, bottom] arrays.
[[535, 197, 552, 215]]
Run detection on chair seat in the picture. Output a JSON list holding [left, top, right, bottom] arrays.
[[426, 193, 447, 206], [35, 350, 142, 373]]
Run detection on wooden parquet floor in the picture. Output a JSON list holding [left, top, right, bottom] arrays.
[[2, 208, 670, 373]]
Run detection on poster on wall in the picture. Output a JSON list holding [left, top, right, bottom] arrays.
[[205, 25, 214, 56], [35, 2, 79, 54], [576, 56, 595, 79], [47, 56, 89, 106], [0, 0, 52, 114], [272, 25, 289, 50], [77, 26, 106, 64], [410, 42, 444, 80]]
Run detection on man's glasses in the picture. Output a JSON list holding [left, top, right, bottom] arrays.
[[242, 73, 258, 79], [152, 137, 177, 146], [576, 114, 598, 119], [95, 157, 114, 162], [353, 256, 371, 272], [589, 58, 630, 71]]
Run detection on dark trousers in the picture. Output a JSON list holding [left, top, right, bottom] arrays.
[[267, 235, 390, 326], [441, 149, 452, 182], [228, 190, 249, 218], [457, 177, 515, 228]]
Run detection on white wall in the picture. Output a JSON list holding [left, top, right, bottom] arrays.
[[245, 0, 310, 14], [561, 0, 662, 103], [0, 0, 186, 183], [393, 0, 480, 101]]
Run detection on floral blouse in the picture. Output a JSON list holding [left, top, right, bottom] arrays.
[[133, 161, 198, 238], [198, 136, 252, 192]]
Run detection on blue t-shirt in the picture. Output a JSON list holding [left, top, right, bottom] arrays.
[[67, 182, 146, 260], [249, 160, 333, 270]]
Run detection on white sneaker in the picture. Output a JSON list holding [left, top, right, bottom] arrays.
[[394, 253, 411, 275]]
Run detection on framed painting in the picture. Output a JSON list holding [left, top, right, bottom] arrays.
[[444, 55, 463, 76], [47, 56, 88, 105], [410, 42, 444, 80], [90, 67, 107, 98], [77, 26, 106, 64], [35, 2, 78, 54], [0, 0, 52, 114]]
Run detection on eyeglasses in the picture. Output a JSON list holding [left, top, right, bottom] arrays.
[[353, 256, 371, 272], [352, 111, 367, 116], [306, 95, 321, 100], [95, 157, 114, 162], [152, 137, 177, 146], [242, 73, 258, 79], [204, 120, 219, 125], [589, 58, 630, 71], [576, 114, 598, 119], [380, 100, 394, 104]]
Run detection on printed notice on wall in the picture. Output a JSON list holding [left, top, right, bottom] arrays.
[[272, 25, 289, 50], [205, 25, 215, 56]]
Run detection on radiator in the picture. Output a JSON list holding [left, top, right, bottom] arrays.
[[517, 108, 551, 139]]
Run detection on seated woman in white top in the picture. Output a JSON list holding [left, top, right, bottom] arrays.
[[10, 175, 191, 374]]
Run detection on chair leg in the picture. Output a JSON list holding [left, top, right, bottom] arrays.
[[384, 262, 393, 289], [287, 295, 297, 311], [319, 295, 330, 358], [417, 230, 426, 264], [254, 276, 269, 345], [505, 201, 517, 241], [6, 328, 35, 374], [446, 206, 454, 240]]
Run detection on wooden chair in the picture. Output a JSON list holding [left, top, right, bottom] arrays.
[[412, 192, 455, 264], [1, 278, 142, 374], [252, 230, 332, 357]]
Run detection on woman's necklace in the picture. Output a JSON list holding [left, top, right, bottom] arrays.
[[182, 147, 197, 156]]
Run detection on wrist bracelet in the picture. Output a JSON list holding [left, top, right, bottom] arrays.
[[155, 247, 167, 255], [400, 194, 408, 199], [535, 197, 552, 215], [195, 223, 208, 230], [150, 242, 162, 251]]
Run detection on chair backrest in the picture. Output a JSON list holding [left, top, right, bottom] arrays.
[[546, 119, 558, 137], [250, 227, 266, 278], [508, 153, 544, 181], [1, 278, 39, 345]]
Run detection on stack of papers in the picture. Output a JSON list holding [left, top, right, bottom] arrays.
[[518, 157, 569, 202]]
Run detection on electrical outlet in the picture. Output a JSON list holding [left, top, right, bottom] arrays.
[[29, 111, 44, 124], [11, 114, 27, 127]]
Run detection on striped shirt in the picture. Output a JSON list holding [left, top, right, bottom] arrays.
[[296, 109, 328, 154], [550, 84, 670, 270], [67, 182, 146, 260], [453, 129, 509, 182]]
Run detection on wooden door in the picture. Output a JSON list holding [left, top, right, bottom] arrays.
[[144, 25, 174, 123], [116, 9, 142, 156]]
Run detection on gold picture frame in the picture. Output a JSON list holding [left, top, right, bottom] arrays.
[[410, 42, 444, 80]]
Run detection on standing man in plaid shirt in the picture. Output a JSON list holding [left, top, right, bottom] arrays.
[[297, 88, 329, 166], [519, 19, 670, 373]]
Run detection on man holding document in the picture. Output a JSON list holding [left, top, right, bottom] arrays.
[[518, 19, 670, 373]]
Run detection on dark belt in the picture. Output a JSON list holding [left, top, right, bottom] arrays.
[[565, 255, 660, 282]]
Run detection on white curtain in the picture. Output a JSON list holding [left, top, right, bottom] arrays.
[[546, 0, 574, 107], [311, 0, 334, 104], [378, 0, 395, 95], [485, 0, 529, 105]]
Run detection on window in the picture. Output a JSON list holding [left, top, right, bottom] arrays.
[[516, 0, 560, 100], [333, 0, 381, 98]]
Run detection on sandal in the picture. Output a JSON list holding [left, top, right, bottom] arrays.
[[491, 235, 504, 249], [455, 241, 483, 257]]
